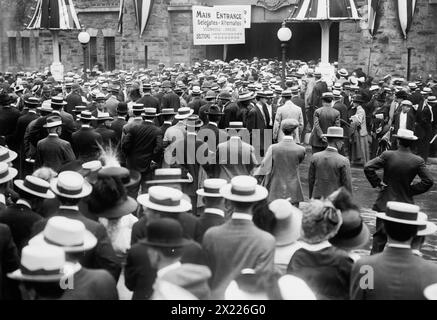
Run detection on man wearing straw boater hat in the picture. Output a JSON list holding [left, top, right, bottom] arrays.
[[350, 202, 437, 300], [35, 116, 76, 172], [163, 107, 193, 148], [28, 217, 118, 300], [31, 171, 121, 281], [72, 111, 103, 162], [308, 126, 352, 199], [202, 175, 275, 300], [364, 128, 434, 254], [49, 96, 76, 142]]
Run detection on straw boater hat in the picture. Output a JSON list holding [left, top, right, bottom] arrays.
[[96, 113, 113, 121], [238, 91, 255, 102], [417, 212, 437, 237], [0, 146, 17, 164], [147, 168, 191, 185], [159, 108, 177, 116], [186, 115, 204, 128], [175, 107, 194, 120], [0, 162, 17, 184], [137, 186, 192, 213], [29, 217, 97, 253], [376, 202, 424, 225], [50, 96, 67, 107], [269, 199, 302, 246], [393, 128, 418, 141], [14, 175, 55, 199], [77, 111, 96, 121], [301, 199, 343, 244], [50, 171, 92, 199], [322, 127, 345, 139], [144, 108, 157, 118], [197, 179, 227, 198], [220, 176, 268, 203], [7, 244, 76, 282]]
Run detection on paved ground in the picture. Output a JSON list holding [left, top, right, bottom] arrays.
[[298, 148, 437, 261]]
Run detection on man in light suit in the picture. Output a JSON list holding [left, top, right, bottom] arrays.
[[350, 202, 437, 300], [273, 90, 304, 143], [309, 92, 341, 154], [202, 176, 275, 300], [309, 127, 352, 199]]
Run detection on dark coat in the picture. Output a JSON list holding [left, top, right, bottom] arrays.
[[31, 208, 121, 281], [0, 203, 42, 252], [364, 149, 434, 212], [246, 104, 269, 154], [188, 97, 207, 115], [221, 101, 241, 129], [71, 127, 103, 162], [161, 92, 181, 112], [65, 93, 83, 116], [333, 101, 349, 134], [121, 122, 163, 173], [393, 110, 416, 133], [10, 111, 39, 151], [199, 123, 228, 150], [309, 80, 329, 109], [95, 125, 117, 149], [137, 94, 160, 111], [36, 135, 76, 172], [109, 117, 127, 145], [350, 247, 437, 300], [309, 107, 341, 148], [194, 212, 225, 243], [0, 106, 20, 138], [0, 223, 20, 300]]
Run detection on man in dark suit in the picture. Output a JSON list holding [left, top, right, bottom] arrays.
[[0, 93, 20, 146], [194, 179, 227, 243], [159, 108, 176, 136], [202, 176, 275, 299], [31, 171, 121, 281], [199, 105, 228, 150], [416, 96, 435, 162], [308, 72, 329, 126], [0, 223, 20, 300], [218, 91, 239, 129], [71, 111, 103, 162], [137, 83, 160, 112], [333, 90, 350, 157], [95, 113, 117, 149], [35, 116, 76, 172], [65, 84, 83, 116], [291, 86, 307, 141], [188, 87, 207, 116], [49, 96, 76, 143], [247, 92, 270, 156], [350, 202, 437, 300], [109, 102, 128, 146], [161, 81, 180, 112], [309, 127, 352, 199], [364, 129, 434, 254], [309, 92, 341, 153], [392, 100, 416, 137]]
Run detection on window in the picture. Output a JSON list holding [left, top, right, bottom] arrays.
[[89, 37, 97, 69], [104, 37, 116, 71], [22, 37, 31, 67], [8, 37, 17, 65], [144, 45, 148, 68]]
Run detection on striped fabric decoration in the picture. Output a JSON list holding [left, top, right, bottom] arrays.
[[367, 0, 380, 37], [290, 0, 361, 21], [397, 0, 417, 39], [133, 0, 155, 37], [27, 0, 81, 30], [118, 0, 125, 34]]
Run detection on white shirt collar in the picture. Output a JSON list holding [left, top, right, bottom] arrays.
[[145, 120, 154, 123], [48, 133, 58, 137], [28, 110, 37, 114], [59, 205, 80, 211], [52, 110, 61, 115], [412, 249, 423, 257], [204, 208, 225, 217], [387, 243, 411, 249], [283, 136, 294, 141], [326, 146, 338, 152], [157, 261, 182, 278], [0, 194, 5, 205], [230, 136, 241, 140], [209, 122, 218, 127], [299, 240, 332, 252], [164, 121, 172, 125], [17, 199, 32, 209], [81, 124, 91, 128], [232, 212, 252, 221], [134, 116, 143, 121], [117, 116, 126, 120]]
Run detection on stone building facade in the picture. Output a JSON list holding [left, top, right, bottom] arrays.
[[0, 0, 436, 80]]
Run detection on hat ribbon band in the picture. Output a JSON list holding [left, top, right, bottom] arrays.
[[20, 265, 62, 277], [44, 236, 84, 248], [204, 187, 221, 194], [155, 174, 182, 180], [57, 185, 83, 196], [0, 169, 10, 179], [387, 209, 418, 221], [24, 179, 49, 194], [0, 152, 10, 162], [231, 188, 256, 196], [149, 195, 181, 207]]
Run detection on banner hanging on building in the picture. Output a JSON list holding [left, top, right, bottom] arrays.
[[214, 5, 251, 28], [367, 0, 381, 37], [396, 0, 417, 39], [192, 6, 246, 45]]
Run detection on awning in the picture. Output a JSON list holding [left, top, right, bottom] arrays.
[[288, 0, 361, 21], [27, 0, 81, 30]]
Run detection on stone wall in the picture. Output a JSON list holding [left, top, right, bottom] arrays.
[[339, 0, 437, 80]]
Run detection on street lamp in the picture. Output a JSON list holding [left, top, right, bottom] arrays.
[[78, 30, 91, 76], [277, 22, 292, 89]]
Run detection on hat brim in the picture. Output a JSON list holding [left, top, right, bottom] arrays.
[[140, 237, 192, 248], [376, 212, 424, 225], [137, 194, 192, 213], [146, 178, 191, 185], [418, 221, 437, 237], [322, 134, 345, 139], [220, 184, 268, 203], [0, 167, 18, 184], [1, 150, 18, 163], [43, 121, 63, 128], [196, 189, 223, 198], [159, 112, 177, 116], [238, 96, 255, 102], [30, 230, 97, 253], [14, 180, 55, 199], [92, 197, 138, 219], [393, 135, 418, 141], [51, 101, 68, 106], [7, 262, 77, 282], [329, 223, 370, 250], [77, 116, 97, 121], [175, 110, 194, 120], [50, 179, 92, 199]]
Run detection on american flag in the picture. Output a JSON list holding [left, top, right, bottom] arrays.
[[27, 0, 81, 30], [396, 0, 417, 39], [367, 0, 380, 37]]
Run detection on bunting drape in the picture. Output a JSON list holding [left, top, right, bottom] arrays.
[[118, 0, 125, 34], [27, 0, 81, 30], [396, 0, 417, 39], [133, 0, 155, 37], [289, 0, 361, 21], [367, 0, 381, 37]]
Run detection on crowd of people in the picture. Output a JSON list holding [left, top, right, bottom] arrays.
[[0, 57, 437, 300]]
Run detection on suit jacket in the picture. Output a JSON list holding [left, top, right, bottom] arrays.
[[109, 117, 127, 145], [198, 123, 228, 151], [0, 223, 20, 300], [309, 147, 352, 199], [246, 104, 269, 154], [160, 122, 172, 136], [0, 203, 42, 252], [309, 80, 328, 109], [273, 101, 304, 142], [364, 149, 434, 211], [350, 247, 437, 300], [137, 94, 160, 111], [52, 110, 76, 142], [104, 96, 120, 117], [255, 138, 306, 203], [0, 106, 20, 138], [194, 211, 225, 243], [10, 111, 39, 151], [393, 110, 416, 133], [65, 93, 83, 116], [36, 135, 76, 172], [161, 92, 180, 112], [309, 107, 341, 148], [202, 219, 276, 299], [121, 122, 163, 172], [198, 102, 213, 125], [221, 101, 241, 129], [95, 125, 117, 149], [188, 97, 207, 116], [31, 208, 121, 281], [72, 126, 103, 162], [333, 101, 349, 135], [60, 267, 118, 300]]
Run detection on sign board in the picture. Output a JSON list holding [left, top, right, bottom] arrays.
[[192, 6, 245, 45], [50, 62, 64, 82], [214, 5, 251, 28]]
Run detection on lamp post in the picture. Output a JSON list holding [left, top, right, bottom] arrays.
[[277, 22, 292, 89], [78, 30, 91, 78]]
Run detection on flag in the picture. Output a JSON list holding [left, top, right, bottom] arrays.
[[367, 0, 380, 37], [27, 0, 81, 30], [289, 0, 361, 21], [133, 0, 155, 37], [118, 0, 125, 34], [396, 0, 417, 39]]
